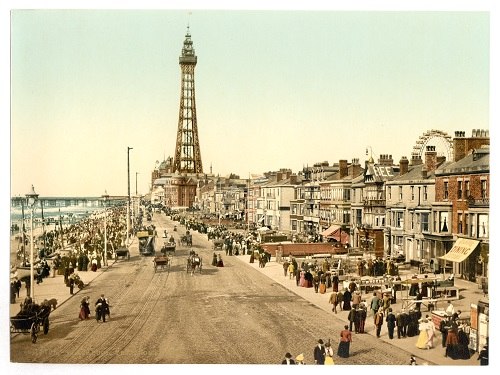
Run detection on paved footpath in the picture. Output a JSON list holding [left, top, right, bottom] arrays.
[[9, 260, 112, 318], [233, 254, 484, 366]]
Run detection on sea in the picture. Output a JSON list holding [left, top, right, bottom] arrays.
[[10, 197, 105, 232]]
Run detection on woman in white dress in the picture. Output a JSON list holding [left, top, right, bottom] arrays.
[[415, 318, 430, 349]]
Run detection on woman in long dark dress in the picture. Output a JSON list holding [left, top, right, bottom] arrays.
[[457, 327, 471, 359], [332, 272, 339, 292], [445, 327, 460, 359], [342, 289, 352, 310], [79, 296, 90, 320], [337, 325, 352, 358]]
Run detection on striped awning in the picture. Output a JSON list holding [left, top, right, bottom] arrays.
[[320, 225, 340, 237], [440, 238, 479, 263]]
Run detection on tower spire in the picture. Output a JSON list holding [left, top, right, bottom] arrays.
[[173, 29, 203, 174]]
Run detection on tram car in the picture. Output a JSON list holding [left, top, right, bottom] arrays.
[[137, 230, 155, 256]]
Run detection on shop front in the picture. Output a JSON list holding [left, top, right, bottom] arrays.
[[469, 299, 489, 353], [440, 238, 485, 282]]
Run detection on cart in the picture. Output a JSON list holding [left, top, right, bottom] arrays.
[[153, 256, 170, 273], [10, 305, 51, 343], [115, 247, 130, 260], [160, 241, 176, 256]]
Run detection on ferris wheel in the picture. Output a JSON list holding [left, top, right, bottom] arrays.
[[412, 129, 454, 160]]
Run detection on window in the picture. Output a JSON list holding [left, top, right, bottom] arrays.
[[388, 186, 391, 200], [356, 209, 362, 225], [465, 181, 470, 198], [344, 189, 351, 201], [444, 182, 449, 200], [439, 212, 449, 233], [395, 211, 404, 228], [421, 213, 429, 232], [478, 214, 489, 238], [423, 186, 428, 201], [464, 213, 469, 236], [458, 181, 463, 199], [410, 212, 414, 230], [458, 213, 463, 234], [399, 186, 403, 200], [411, 186, 415, 201], [481, 180, 487, 199], [470, 213, 476, 237]]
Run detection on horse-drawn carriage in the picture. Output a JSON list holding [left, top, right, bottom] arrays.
[[10, 303, 51, 343], [186, 253, 202, 275], [180, 233, 192, 247], [153, 256, 170, 273], [160, 237, 176, 255]]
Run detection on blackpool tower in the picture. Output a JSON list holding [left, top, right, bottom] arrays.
[[173, 28, 203, 174]]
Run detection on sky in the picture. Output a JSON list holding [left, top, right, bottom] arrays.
[[4, 1, 496, 199], [1, 1, 499, 372]]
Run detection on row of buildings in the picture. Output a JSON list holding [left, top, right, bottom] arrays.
[[149, 129, 489, 282]]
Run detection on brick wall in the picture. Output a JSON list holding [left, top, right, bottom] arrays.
[[435, 173, 489, 233], [261, 242, 348, 257]]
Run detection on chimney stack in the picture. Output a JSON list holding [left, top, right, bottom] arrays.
[[410, 153, 423, 166], [339, 159, 348, 178], [351, 158, 362, 178], [399, 156, 409, 176], [453, 129, 490, 162], [378, 154, 394, 166], [425, 145, 438, 172]]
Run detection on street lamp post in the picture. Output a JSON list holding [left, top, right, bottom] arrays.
[[102, 191, 109, 266], [26, 185, 38, 299], [135, 172, 139, 196], [127, 147, 133, 246]]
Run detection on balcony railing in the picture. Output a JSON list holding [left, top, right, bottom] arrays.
[[467, 197, 489, 207], [363, 199, 386, 206]]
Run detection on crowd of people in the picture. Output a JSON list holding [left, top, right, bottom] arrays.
[[275, 255, 476, 363], [171, 214, 480, 365], [282, 333, 352, 365], [11, 206, 129, 302]]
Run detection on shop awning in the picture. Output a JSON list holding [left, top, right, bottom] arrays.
[[327, 228, 350, 244], [440, 238, 479, 263], [320, 225, 340, 237]]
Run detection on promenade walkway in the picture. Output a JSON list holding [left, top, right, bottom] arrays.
[[233, 254, 484, 366]]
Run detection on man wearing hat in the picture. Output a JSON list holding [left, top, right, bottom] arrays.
[[313, 339, 326, 365], [95, 294, 109, 322], [281, 352, 295, 365]]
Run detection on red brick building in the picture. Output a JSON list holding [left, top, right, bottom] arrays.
[[434, 130, 489, 281]]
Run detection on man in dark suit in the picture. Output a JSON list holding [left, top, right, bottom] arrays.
[[386, 308, 396, 339], [313, 339, 326, 365], [95, 294, 109, 322], [281, 352, 295, 365]]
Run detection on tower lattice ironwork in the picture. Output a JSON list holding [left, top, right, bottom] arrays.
[[173, 28, 203, 174]]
